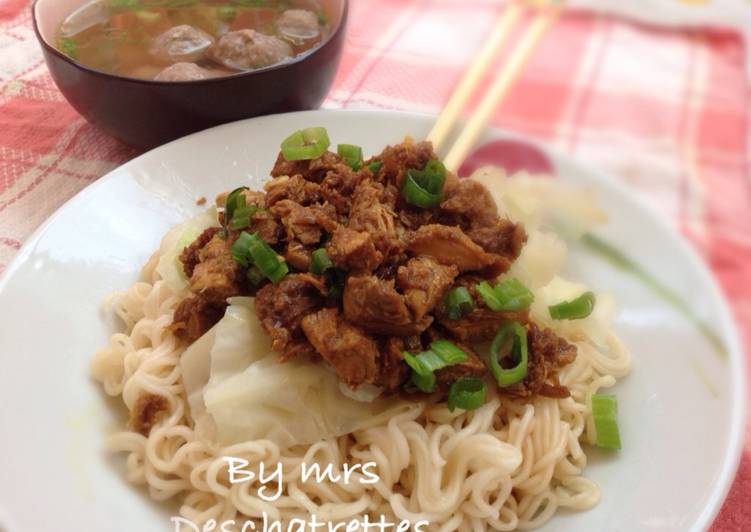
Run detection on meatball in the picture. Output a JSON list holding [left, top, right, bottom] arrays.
[[206, 30, 293, 71], [150, 25, 214, 64], [154, 62, 210, 82], [277, 9, 320, 40]]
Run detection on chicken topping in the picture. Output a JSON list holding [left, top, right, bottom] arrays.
[[254, 274, 326, 361], [407, 225, 510, 276], [172, 137, 577, 405], [302, 308, 379, 388], [327, 226, 383, 272]]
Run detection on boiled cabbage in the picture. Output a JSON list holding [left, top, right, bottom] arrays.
[[155, 207, 219, 294], [181, 298, 404, 449]]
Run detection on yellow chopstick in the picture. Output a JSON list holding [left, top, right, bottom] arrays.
[[438, 2, 563, 173]]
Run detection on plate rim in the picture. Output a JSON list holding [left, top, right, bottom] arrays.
[[0, 108, 745, 531]]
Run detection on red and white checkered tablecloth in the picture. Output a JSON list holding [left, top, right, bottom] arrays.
[[1, 0, 749, 529]]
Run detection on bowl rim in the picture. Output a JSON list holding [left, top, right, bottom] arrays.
[[31, 0, 349, 86]]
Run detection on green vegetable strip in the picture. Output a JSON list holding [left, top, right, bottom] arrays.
[[231, 231, 288, 284], [400, 159, 447, 208], [337, 144, 363, 170], [443, 287, 474, 320], [430, 339, 468, 365], [310, 248, 334, 275], [448, 378, 487, 412], [403, 352, 436, 392], [403, 341, 468, 393], [489, 322, 528, 387], [368, 160, 383, 174], [281, 127, 330, 161], [229, 205, 258, 230], [549, 291, 596, 320], [493, 278, 534, 311], [591, 394, 621, 450], [217, 5, 237, 20], [476, 279, 533, 312], [476, 281, 504, 310], [230, 232, 255, 267], [224, 187, 249, 229]]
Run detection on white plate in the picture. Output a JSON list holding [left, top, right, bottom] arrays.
[[0, 110, 745, 532]]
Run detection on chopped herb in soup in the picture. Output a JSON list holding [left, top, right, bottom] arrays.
[[56, 0, 331, 81]]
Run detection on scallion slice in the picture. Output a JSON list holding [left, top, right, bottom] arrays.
[[443, 287, 475, 320], [493, 278, 534, 311], [337, 144, 363, 170], [229, 204, 258, 230], [430, 339, 468, 365], [230, 231, 255, 267], [224, 186, 249, 228], [549, 291, 596, 320], [310, 248, 334, 275], [448, 378, 487, 412], [476, 278, 533, 311], [476, 281, 504, 310], [489, 322, 528, 387], [368, 160, 383, 174], [403, 341, 468, 393], [403, 352, 436, 392], [280, 127, 330, 161], [591, 394, 621, 450], [400, 159, 447, 208], [231, 231, 288, 284]]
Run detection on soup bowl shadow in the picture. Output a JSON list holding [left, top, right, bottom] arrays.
[[32, 0, 348, 150]]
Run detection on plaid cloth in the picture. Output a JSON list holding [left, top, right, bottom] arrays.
[[1, 0, 749, 529]]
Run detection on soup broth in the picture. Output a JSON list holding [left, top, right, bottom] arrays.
[[57, 0, 331, 81]]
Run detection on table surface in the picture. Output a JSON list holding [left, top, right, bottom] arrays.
[[0, 0, 749, 529]]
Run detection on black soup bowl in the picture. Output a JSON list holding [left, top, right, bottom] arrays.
[[33, 0, 348, 149]]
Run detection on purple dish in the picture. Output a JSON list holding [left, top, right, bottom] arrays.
[[32, 0, 348, 149]]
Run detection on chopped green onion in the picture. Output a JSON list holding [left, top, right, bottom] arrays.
[[317, 12, 327, 25], [403, 352, 436, 392], [476, 281, 503, 310], [591, 394, 621, 450], [224, 187, 249, 229], [430, 339, 468, 365], [231, 232, 255, 267], [489, 322, 528, 387], [400, 159, 447, 208], [493, 278, 534, 311], [403, 341, 468, 393], [135, 10, 162, 23], [367, 160, 383, 174], [281, 127, 330, 161], [60, 37, 77, 58], [476, 278, 534, 312], [549, 291, 596, 320], [229, 204, 258, 230], [266, 261, 288, 284], [443, 287, 474, 320], [448, 378, 487, 412], [310, 248, 334, 275], [337, 144, 363, 170], [231, 231, 288, 284], [217, 5, 236, 20]]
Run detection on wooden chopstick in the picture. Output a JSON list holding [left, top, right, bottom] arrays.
[[427, 2, 522, 152], [439, 2, 563, 173]]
